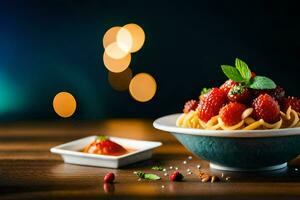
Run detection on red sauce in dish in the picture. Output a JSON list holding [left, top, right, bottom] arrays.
[[82, 137, 135, 156]]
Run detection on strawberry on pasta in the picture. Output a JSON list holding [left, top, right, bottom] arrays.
[[176, 58, 300, 130]]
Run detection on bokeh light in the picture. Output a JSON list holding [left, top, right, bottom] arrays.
[[102, 23, 152, 103], [105, 42, 129, 59], [129, 73, 157, 102], [108, 68, 133, 91], [102, 26, 121, 48], [116, 27, 133, 52], [53, 92, 77, 118], [103, 51, 131, 73], [123, 23, 145, 53]]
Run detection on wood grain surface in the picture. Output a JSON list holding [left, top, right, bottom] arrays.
[[0, 119, 300, 200]]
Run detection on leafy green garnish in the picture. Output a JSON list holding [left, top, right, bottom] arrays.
[[221, 58, 276, 90], [235, 58, 251, 83], [151, 166, 163, 171], [96, 135, 108, 141], [221, 65, 244, 82], [134, 171, 161, 180], [200, 87, 212, 95], [249, 76, 276, 89]]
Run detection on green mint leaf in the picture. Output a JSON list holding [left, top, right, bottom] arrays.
[[96, 135, 108, 141], [151, 166, 163, 171], [235, 58, 251, 82], [249, 76, 276, 89], [134, 171, 161, 180], [200, 87, 212, 95], [221, 65, 244, 82]]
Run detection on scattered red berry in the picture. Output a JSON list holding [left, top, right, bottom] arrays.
[[282, 96, 300, 112], [252, 94, 280, 123], [227, 85, 251, 103], [220, 80, 237, 95], [104, 172, 115, 183], [219, 102, 247, 126], [198, 88, 227, 122], [103, 183, 115, 194], [183, 100, 199, 113], [169, 171, 184, 182]]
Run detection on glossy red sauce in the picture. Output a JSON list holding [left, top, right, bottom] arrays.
[[82, 140, 135, 156]]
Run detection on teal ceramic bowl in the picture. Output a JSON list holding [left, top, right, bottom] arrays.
[[153, 114, 300, 171]]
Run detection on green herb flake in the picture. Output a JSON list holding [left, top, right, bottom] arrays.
[[96, 135, 108, 141], [151, 166, 163, 171], [200, 87, 212, 95], [134, 171, 161, 180]]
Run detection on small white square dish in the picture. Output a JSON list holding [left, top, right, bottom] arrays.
[[50, 136, 162, 168]]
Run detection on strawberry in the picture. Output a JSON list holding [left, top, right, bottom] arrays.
[[198, 88, 227, 122], [282, 96, 300, 112], [227, 84, 251, 103], [252, 94, 280, 123], [85, 136, 127, 156], [252, 86, 285, 102], [251, 71, 256, 79], [220, 80, 237, 95], [199, 88, 212, 101], [271, 86, 285, 101], [219, 102, 247, 126], [183, 100, 199, 113]]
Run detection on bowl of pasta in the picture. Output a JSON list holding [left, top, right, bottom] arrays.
[[153, 58, 300, 171]]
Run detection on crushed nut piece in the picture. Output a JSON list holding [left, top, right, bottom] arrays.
[[198, 171, 220, 183], [201, 176, 210, 182], [211, 176, 219, 183]]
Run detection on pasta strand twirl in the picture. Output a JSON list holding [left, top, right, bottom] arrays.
[[176, 106, 300, 130]]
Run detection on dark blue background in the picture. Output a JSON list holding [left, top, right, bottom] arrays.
[[0, 0, 299, 121]]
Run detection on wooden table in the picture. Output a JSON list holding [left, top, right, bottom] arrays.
[[0, 119, 300, 199]]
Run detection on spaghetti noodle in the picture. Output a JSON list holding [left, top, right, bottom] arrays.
[[176, 106, 300, 130]]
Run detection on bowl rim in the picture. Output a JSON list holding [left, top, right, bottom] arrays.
[[153, 113, 300, 138]]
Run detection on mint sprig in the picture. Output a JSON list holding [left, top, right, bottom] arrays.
[[221, 65, 244, 82], [249, 76, 276, 89], [235, 58, 251, 84], [221, 58, 276, 90]]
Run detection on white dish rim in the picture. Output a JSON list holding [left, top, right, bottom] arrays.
[[50, 135, 162, 160], [153, 113, 300, 138]]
